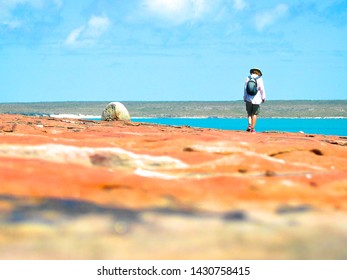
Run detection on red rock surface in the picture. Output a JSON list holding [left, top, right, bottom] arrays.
[[0, 114, 347, 259]]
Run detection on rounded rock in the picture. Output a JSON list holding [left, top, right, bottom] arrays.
[[101, 102, 131, 121]]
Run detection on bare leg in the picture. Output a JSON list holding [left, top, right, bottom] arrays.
[[248, 115, 252, 126], [251, 115, 257, 129]]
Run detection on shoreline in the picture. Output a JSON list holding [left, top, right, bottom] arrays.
[[1, 100, 346, 119], [16, 113, 347, 120], [1, 113, 346, 137]]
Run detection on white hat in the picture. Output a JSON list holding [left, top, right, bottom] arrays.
[[250, 68, 262, 76]]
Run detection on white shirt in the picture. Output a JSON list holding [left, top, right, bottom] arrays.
[[243, 74, 266, 105]]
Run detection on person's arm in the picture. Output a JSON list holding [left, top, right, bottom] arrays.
[[258, 78, 266, 102], [243, 77, 249, 101]]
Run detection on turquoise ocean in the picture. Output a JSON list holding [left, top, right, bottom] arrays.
[[130, 118, 347, 136], [1, 101, 346, 136]]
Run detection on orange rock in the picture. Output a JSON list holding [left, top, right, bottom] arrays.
[[0, 114, 347, 259]]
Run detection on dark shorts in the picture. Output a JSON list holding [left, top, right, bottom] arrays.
[[246, 102, 260, 116]]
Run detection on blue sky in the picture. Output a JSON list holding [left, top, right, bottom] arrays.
[[1, 0, 346, 102]]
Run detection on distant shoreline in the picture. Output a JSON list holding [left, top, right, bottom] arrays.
[[0, 100, 346, 119], [1, 113, 346, 120]]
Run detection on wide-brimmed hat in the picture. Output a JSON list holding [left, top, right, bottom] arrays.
[[250, 68, 262, 76]]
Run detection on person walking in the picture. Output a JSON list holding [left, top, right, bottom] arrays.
[[243, 67, 266, 133]]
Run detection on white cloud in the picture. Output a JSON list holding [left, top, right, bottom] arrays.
[[85, 15, 111, 37], [143, 0, 210, 24], [255, 4, 288, 31], [64, 27, 85, 46], [64, 15, 111, 48], [141, 0, 250, 25]]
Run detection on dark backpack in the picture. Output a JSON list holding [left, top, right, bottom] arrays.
[[246, 75, 260, 96]]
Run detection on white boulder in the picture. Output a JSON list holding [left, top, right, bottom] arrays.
[[101, 102, 131, 121]]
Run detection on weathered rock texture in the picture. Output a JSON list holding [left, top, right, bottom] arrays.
[[0, 114, 347, 259], [101, 101, 131, 121]]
